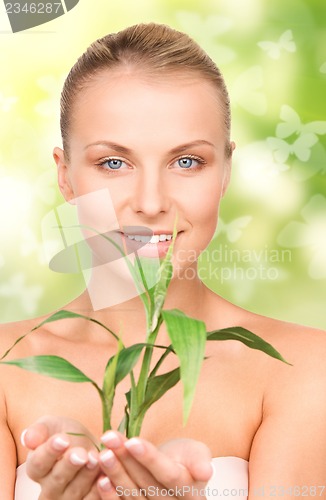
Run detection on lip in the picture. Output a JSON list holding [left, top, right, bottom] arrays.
[[119, 226, 175, 236], [119, 230, 182, 258]]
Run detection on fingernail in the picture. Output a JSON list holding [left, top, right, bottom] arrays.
[[100, 449, 116, 468], [86, 451, 98, 470], [20, 429, 28, 447], [52, 436, 70, 451], [100, 430, 121, 448], [99, 476, 113, 492], [124, 437, 145, 456], [70, 452, 88, 466]]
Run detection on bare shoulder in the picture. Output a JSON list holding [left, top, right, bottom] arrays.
[[241, 313, 326, 482], [206, 290, 326, 366], [239, 311, 326, 412], [0, 313, 51, 360], [242, 311, 326, 366]]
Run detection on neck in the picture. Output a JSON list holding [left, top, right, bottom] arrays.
[[72, 260, 209, 343]]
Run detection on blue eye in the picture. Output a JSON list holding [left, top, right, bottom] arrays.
[[106, 159, 123, 169], [178, 157, 194, 169]]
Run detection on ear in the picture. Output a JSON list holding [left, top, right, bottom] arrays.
[[53, 147, 75, 204], [221, 141, 235, 197]]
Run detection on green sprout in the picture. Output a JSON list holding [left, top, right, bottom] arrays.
[[0, 220, 290, 442]]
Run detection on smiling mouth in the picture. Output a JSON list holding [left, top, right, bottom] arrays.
[[122, 233, 173, 244]]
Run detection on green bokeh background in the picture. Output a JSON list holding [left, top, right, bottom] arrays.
[[0, 0, 325, 328]]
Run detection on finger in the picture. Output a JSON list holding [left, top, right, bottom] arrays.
[[100, 431, 161, 489], [123, 437, 192, 488], [97, 475, 121, 499], [26, 433, 70, 481], [22, 422, 51, 450], [99, 448, 139, 492], [63, 450, 102, 499], [40, 446, 89, 497], [84, 479, 102, 500], [23, 415, 99, 451]]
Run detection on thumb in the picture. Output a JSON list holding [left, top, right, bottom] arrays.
[[22, 414, 69, 450], [22, 415, 98, 450], [182, 441, 213, 482], [22, 422, 50, 450], [159, 438, 213, 483]]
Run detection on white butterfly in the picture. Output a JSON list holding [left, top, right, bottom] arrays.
[[276, 105, 326, 139], [175, 11, 236, 64], [215, 216, 252, 242], [267, 134, 318, 163], [291, 150, 326, 182], [320, 62, 326, 74], [257, 30, 296, 60], [231, 66, 267, 116]]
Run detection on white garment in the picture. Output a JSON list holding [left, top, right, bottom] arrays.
[[15, 457, 248, 499]]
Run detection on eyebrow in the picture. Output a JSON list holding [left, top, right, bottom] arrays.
[[84, 140, 216, 155]]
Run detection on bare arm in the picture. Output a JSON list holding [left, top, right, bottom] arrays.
[[0, 376, 18, 499], [249, 330, 326, 499]]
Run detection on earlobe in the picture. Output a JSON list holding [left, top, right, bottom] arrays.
[[53, 147, 75, 204]]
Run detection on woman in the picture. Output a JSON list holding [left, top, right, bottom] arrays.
[[1, 22, 326, 499]]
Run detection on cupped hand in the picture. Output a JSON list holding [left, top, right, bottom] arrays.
[[22, 415, 102, 500], [96, 431, 213, 500], [22, 417, 213, 500]]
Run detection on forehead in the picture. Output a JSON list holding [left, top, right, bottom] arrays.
[[69, 71, 226, 149]]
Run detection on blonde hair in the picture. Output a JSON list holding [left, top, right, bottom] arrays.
[[60, 22, 231, 156]]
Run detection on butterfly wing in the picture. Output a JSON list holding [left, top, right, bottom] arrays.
[[279, 30, 296, 53], [257, 41, 280, 60], [292, 133, 318, 162], [302, 121, 326, 135], [231, 66, 267, 115], [226, 216, 252, 242], [276, 105, 301, 138], [267, 137, 290, 163]]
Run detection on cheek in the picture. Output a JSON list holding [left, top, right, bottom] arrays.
[[75, 188, 120, 235], [185, 176, 222, 230]]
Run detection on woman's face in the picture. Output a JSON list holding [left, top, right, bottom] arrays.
[[54, 71, 233, 275]]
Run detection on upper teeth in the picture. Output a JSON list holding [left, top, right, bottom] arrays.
[[124, 234, 173, 243]]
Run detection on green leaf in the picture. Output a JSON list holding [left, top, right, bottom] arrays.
[[133, 257, 158, 314], [102, 340, 124, 431], [113, 343, 145, 385], [105, 342, 174, 386], [151, 218, 178, 332], [117, 407, 129, 434], [66, 432, 101, 452], [103, 340, 123, 397], [162, 309, 207, 424], [33, 310, 119, 341], [0, 310, 119, 362], [207, 327, 291, 365], [1, 355, 99, 383], [139, 367, 180, 417]]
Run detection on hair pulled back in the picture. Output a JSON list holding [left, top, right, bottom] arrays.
[[60, 22, 231, 156]]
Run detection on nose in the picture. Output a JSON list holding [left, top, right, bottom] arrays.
[[130, 169, 171, 217]]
